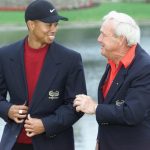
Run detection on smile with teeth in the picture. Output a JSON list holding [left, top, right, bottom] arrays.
[[48, 35, 55, 40]]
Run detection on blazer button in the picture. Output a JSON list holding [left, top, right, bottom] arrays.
[[49, 134, 56, 138], [104, 123, 109, 125], [101, 122, 109, 125]]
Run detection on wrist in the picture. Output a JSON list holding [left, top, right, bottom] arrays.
[[94, 104, 98, 114]]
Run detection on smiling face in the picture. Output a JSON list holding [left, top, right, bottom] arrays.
[[27, 20, 58, 48], [97, 20, 123, 60]]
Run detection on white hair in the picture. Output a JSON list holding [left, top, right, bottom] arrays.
[[102, 11, 140, 46]]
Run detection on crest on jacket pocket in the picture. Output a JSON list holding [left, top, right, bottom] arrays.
[[48, 90, 59, 100], [115, 100, 125, 106]]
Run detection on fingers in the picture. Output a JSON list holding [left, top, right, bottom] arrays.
[[25, 114, 32, 127], [14, 117, 24, 123], [24, 114, 33, 137], [74, 94, 98, 114], [19, 109, 23, 114], [24, 115, 45, 137], [14, 110, 27, 123], [19, 105, 28, 113], [76, 106, 82, 112], [8, 104, 28, 123], [26, 132, 35, 137], [73, 99, 80, 107], [73, 94, 86, 107], [25, 114, 32, 126], [73, 94, 85, 107], [18, 108, 28, 115], [27, 114, 31, 120], [17, 106, 28, 121], [73, 95, 86, 112], [76, 94, 86, 98], [24, 124, 33, 135]]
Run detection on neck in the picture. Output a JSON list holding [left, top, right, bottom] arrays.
[[111, 46, 130, 66], [27, 36, 47, 49]]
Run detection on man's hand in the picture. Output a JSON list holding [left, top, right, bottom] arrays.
[[24, 114, 45, 137], [73, 94, 98, 114], [8, 104, 28, 123]]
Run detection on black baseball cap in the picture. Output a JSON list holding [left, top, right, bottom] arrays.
[[25, 0, 68, 23]]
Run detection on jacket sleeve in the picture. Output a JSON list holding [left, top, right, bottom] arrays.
[[42, 53, 87, 137], [0, 52, 12, 122]]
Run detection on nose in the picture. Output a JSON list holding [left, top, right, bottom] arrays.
[[97, 33, 103, 43]]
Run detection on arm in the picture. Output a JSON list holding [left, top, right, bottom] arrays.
[[0, 54, 12, 122], [41, 54, 87, 136], [0, 50, 28, 123]]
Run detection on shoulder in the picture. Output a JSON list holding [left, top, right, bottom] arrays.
[[52, 42, 80, 56], [0, 39, 24, 55], [129, 44, 150, 75], [135, 44, 150, 66], [51, 42, 82, 61]]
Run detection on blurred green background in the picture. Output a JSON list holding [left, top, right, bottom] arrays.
[[0, 0, 150, 26]]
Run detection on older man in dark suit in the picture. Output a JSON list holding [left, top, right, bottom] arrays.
[[74, 11, 150, 150], [0, 1, 86, 150]]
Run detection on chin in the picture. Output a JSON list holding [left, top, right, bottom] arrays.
[[101, 51, 108, 58], [46, 40, 54, 44], [101, 49, 105, 56]]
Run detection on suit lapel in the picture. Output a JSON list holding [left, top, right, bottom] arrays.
[[98, 65, 110, 103], [29, 43, 61, 110], [9, 40, 28, 103], [104, 67, 127, 104]]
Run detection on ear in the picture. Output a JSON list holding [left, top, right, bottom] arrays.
[[119, 35, 127, 46], [27, 20, 35, 31]]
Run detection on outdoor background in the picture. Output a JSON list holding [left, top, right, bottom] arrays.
[[0, 0, 150, 150]]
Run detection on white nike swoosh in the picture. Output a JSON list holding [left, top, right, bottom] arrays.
[[50, 9, 55, 13]]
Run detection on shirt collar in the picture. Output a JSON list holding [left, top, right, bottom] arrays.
[[108, 44, 136, 69], [121, 44, 136, 68]]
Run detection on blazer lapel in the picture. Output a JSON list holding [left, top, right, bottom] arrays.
[[98, 65, 110, 103], [104, 67, 127, 104], [29, 43, 61, 110], [9, 40, 28, 103]]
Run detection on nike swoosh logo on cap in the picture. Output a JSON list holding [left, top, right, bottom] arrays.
[[50, 9, 55, 13]]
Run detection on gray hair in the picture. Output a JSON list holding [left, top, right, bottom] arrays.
[[102, 11, 140, 46]]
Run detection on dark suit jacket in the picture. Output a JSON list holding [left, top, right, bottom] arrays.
[[96, 44, 150, 150], [0, 39, 86, 150]]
